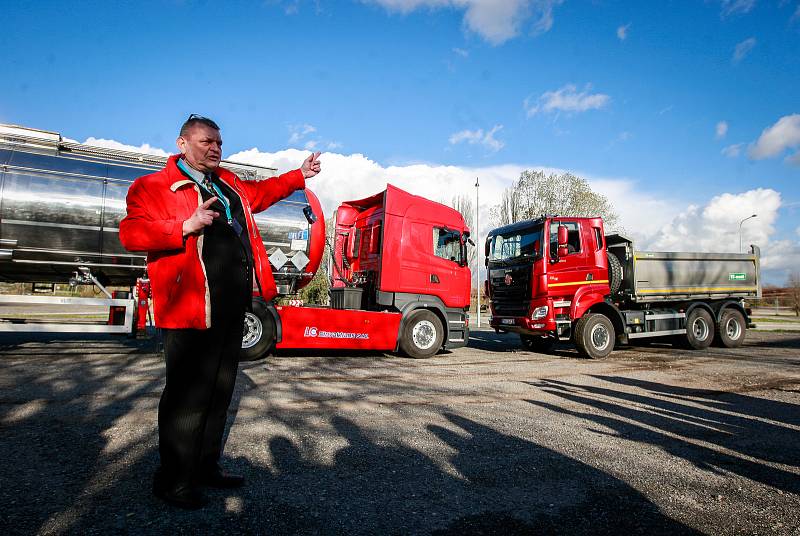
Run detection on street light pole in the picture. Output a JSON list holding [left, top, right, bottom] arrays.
[[739, 214, 757, 253], [475, 177, 480, 328]]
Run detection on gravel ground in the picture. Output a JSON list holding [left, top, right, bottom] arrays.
[[0, 329, 798, 535]]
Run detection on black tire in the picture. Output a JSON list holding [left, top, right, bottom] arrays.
[[607, 252, 622, 295], [679, 308, 714, 350], [240, 300, 276, 361], [520, 334, 555, 353], [716, 309, 746, 348], [399, 309, 444, 359], [574, 313, 615, 359]]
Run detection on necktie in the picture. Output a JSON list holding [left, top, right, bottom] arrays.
[[203, 173, 214, 191]]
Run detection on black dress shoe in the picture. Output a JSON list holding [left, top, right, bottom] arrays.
[[153, 482, 208, 510], [199, 467, 245, 489]]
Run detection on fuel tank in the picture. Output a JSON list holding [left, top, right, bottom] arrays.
[[0, 124, 324, 293]]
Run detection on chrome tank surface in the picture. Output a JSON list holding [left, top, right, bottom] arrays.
[[0, 125, 318, 290]]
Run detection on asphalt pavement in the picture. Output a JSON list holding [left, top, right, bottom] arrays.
[[0, 329, 798, 535]]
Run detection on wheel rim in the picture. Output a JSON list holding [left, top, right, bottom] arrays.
[[590, 323, 610, 351], [242, 312, 262, 349], [412, 320, 437, 350], [692, 317, 710, 341], [725, 317, 742, 340]]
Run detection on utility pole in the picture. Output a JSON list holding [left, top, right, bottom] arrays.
[[475, 177, 480, 328]]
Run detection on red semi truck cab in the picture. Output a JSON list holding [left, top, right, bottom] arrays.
[[242, 184, 472, 360]]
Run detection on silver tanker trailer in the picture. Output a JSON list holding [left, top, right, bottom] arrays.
[[0, 123, 323, 334]]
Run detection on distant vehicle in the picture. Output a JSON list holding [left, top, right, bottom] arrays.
[[485, 216, 761, 358]]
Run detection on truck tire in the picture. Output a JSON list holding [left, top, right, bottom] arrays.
[[240, 300, 276, 362], [400, 309, 443, 359], [716, 309, 746, 348], [680, 308, 714, 350], [607, 252, 622, 294], [574, 313, 615, 359], [520, 334, 555, 353]]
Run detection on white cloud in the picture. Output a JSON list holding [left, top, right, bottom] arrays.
[[722, 143, 744, 158], [363, 0, 564, 44], [76, 133, 797, 286], [448, 125, 505, 152], [716, 120, 729, 139], [645, 188, 777, 253], [288, 123, 317, 145], [524, 84, 610, 116], [732, 37, 756, 63], [76, 137, 171, 157], [452, 47, 469, 57], [616, 23, 630, 40], [720, 0, 756, 17], [643, 188, 800, 282], [748, 114, 800, 163], [225, 147, 684, 249]]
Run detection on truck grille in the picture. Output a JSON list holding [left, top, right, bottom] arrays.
[[490, 265, 532, 317]]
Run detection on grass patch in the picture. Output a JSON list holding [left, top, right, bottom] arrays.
[[751, 317, 800, 324]]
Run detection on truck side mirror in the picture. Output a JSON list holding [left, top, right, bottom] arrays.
[[557, 225, 569, 257]]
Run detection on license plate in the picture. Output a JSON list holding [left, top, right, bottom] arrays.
[[501, 318, 515, 325]]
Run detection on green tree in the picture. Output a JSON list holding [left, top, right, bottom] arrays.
[[299, 216, 334, 305], [491, 170, 619, 229]]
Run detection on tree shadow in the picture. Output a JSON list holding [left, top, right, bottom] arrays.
[[526, 376, 800, 495], [2, 338, 700, 535]]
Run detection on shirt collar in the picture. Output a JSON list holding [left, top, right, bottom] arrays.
[[177, 157, 208, 183]]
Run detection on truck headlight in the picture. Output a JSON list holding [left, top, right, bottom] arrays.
[[531, 306, 549, 320]]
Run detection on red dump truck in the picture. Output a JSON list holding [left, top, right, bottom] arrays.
[[242, 184, 472, 360], [485, 216, 761, 358]]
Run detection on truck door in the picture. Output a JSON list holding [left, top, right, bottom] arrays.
[[430, 226, 462, 306], [548, 220, 591, 287]]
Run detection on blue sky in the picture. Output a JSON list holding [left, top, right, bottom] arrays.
[[2, 0, 799, 283]]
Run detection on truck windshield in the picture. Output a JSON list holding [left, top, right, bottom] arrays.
[[489, 225, 543, 263]]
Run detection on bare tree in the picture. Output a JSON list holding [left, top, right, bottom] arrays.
[[450, 194, 476, 268], [491, 170, 619, 229], [788, 272, 800, 317]]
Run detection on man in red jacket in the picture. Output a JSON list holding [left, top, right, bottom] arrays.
[[119, 115, 321, 509]]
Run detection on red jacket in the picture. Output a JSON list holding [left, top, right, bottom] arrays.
[[119, 155, 305, 329]]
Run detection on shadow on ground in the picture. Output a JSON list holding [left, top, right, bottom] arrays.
[[527, 375, 800, 496]]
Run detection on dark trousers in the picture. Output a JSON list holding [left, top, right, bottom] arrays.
[[157, 306, 245, 486]]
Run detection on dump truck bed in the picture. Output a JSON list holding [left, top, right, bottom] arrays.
[[606, 234, 761, 303], [629, 250, 760, 303]]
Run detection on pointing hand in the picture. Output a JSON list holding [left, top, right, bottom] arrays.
[[301, 151, 322, 179], [182, 196, 220, 237]]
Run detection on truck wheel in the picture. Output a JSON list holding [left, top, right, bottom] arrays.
[[520, 334, 554, 353], [716, 309, 746, 348], [680, 308, 714, 350], [400, 309, 444, 359], [240, 300, 276, 362], [607, 252, 623, 294], [574, 314, 615, 359]]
